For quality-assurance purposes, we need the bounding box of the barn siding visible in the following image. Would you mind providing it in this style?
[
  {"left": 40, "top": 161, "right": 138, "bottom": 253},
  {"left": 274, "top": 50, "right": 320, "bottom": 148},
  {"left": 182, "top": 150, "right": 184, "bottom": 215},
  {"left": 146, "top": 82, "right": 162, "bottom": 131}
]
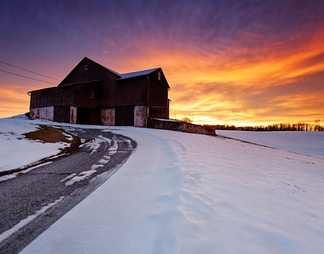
[
  {"left": 149, "top": 106, "right": 169, "bottom": 119},
  {"left": 115, "top": 78, "right": 148, "bottom": 107},
  {"left": 30, "top": 87, "right": 74, "bottom": 108},
  {"left": 147, "top": 71, "right": 168, "bottom": 108},
  {"left": 101, "top": 81, "right": 117, "bottom": 108},
  {"left": 54, "top": 106, "right": 71, "bottom": 123},
  {"left": 59, "top": 58, "right": 119, "bottom": 86},
  {"left": 29, "top": 57, "right": 170, "bottom": 126},
  {"left": 72, "top": 81, "right": 102, "bottom": 108}
]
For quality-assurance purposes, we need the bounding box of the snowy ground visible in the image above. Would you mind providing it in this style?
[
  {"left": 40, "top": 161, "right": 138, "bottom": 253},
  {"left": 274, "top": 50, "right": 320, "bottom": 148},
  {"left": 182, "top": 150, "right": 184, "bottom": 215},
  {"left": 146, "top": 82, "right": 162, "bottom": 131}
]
[
  {"left": 1, "top": 116, "right": 324, "bottom": 253},
  {"left": 0, "top": 115, "right": 71, "bottom": 173},
  {"left": 217, "top": 130, "right": 324, "bottom": 159}
]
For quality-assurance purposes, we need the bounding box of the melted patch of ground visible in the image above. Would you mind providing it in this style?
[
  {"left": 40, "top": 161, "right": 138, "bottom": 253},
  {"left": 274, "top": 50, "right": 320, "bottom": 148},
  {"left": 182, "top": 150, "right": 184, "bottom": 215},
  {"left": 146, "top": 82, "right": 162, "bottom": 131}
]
[
  {"left": 0, "top": 126, "right": 81, "bottom": 177},
  {"left": 24, "top": 125, "right": 69, "bottom": 143},
  {"left": 24, "top": 125, "right": 81, "bottom": 152}
]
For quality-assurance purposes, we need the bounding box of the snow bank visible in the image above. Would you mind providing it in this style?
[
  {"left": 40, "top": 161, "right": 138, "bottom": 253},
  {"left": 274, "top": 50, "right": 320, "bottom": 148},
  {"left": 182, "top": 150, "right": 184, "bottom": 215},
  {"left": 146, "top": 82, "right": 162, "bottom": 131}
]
[
  {"left": 0, "top": 115, "right": 69, "bottom": 173},
  {"left": 21, "top": 127, "right": 324, "bottom": 254}
]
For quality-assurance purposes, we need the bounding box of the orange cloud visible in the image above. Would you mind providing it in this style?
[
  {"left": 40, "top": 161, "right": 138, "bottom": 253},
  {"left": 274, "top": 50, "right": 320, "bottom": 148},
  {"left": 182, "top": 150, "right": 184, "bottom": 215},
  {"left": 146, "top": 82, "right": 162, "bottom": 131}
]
[
  {"left": 0, "top": 85, "right": 31, "bottom": 117},
  {"left": 2, "top": 26, "right": 323, "bottom": 125},
  {"left": 120, "top": 28, "right": 324, "bottom": 125}
]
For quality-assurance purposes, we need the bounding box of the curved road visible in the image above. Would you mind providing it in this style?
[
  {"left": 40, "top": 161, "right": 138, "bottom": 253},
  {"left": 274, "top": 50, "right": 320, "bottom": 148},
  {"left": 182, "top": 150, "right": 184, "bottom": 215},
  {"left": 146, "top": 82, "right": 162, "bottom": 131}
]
[{"left": 0, "top": 128, "right": 136, "bottom": 254}]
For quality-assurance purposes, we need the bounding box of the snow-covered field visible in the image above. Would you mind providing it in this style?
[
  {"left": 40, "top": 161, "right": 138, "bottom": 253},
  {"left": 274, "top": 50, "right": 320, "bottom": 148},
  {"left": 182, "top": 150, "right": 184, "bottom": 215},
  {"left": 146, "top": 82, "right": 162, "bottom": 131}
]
[
  {"left": 0, "top": 115, "right": 70, "bottom": 173},
  {"left": 217, "top": 130, "right": 324, "bottom": 159},
  {"left": 1, "top": 116, "right": 324, "bottom": 253}
]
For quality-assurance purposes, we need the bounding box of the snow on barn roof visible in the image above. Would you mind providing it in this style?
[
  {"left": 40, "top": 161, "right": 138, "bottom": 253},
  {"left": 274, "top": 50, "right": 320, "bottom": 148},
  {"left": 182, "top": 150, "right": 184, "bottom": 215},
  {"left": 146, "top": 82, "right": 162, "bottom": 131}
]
[{"left": 119, "top": 68, "right": 159, "bottom": 80}]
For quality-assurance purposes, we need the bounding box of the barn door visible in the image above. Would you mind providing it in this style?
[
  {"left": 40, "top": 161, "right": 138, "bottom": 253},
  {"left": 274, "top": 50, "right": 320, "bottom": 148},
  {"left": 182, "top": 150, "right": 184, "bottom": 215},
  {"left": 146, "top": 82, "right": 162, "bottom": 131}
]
[
  {"left": 54, "top": 106, "right": 70, "bottom": 123},
  {"left": 115, "top": 106, "right": 134, "bottom": 126},
  {"left": 76, "top": 108, "right": 101, "bottom": 125}
]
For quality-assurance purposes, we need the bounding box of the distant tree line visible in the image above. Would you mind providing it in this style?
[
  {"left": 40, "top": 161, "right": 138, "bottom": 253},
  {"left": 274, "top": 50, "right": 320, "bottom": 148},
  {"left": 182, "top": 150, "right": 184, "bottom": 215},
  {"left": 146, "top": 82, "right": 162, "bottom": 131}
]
[{"left": 207, "top": 120, "right": 324, "bottom": 132}]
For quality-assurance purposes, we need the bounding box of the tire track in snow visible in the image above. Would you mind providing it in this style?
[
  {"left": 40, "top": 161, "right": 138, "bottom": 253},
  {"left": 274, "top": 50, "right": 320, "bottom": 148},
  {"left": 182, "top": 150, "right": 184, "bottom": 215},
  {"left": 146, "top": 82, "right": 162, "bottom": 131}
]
[
  {"left": 0, "top": 129, "right": 136, "bottom": 253},
  {"left": 62, "top": 135, "right": 120, "bottom": 186}
]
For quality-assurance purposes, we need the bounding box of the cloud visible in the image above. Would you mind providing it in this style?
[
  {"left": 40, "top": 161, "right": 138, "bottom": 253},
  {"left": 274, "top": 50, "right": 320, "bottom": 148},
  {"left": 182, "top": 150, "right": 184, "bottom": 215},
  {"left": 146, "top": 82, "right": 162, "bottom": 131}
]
[
  {"left": 0, "top": 85, "right": 30, "bottom": 117},
  {"left": 1, "top": 0, "right": 324, "bottom": 124},
  {"left": 170, "top": 68, "right": 324, "bottom": 125}
]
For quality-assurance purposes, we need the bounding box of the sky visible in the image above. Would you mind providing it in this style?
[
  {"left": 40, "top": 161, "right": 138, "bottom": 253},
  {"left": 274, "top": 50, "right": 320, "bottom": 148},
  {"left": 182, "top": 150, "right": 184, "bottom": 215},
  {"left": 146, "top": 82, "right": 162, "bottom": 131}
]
[{"left": 0, "top": 0, "right": 324, "bottom": 126}]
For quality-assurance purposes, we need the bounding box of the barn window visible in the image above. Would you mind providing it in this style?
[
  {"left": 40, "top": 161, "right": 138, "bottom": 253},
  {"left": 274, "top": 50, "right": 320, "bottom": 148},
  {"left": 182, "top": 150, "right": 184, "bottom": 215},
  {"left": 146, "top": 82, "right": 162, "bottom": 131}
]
[
  {"left": 84, "top": 64, "right": 88, "bottom": 71},
  {"left": 89, "top": 90, "right": 94, "bottom": 99},
  {"left": 158, "top": 71, "right": 161, "bottom": 81}
]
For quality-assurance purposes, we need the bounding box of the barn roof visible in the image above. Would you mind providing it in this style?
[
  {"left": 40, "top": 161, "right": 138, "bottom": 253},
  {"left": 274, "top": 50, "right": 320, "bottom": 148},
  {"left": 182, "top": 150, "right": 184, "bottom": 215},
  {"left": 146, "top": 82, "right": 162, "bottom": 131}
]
[{"left": 119, "top": 68, "right": 160, "bottom": 80}]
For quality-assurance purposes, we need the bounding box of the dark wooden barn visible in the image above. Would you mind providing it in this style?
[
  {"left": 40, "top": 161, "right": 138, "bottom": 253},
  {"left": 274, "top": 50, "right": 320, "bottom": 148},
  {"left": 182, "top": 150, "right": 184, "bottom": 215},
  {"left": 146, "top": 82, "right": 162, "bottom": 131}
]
[{"left": 28, "top": 57, "right": 170, "bottom": 127}]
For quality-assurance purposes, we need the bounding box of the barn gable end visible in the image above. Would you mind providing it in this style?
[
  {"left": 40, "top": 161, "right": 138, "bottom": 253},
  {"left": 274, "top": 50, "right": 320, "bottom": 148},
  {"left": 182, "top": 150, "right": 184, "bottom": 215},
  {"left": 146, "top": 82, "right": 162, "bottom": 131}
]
[{"left": 59, "top": 57, "right": 120, "bottom": 86}]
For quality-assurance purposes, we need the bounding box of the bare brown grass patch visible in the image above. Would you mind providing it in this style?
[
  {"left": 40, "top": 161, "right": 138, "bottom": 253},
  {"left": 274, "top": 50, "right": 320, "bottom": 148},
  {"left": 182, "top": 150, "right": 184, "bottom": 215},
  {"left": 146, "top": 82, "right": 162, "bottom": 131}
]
[
  {"left": 24, "top": 125, "right": 69, "bottom": 143},
  {"left": 24, "top": 125, "right": 81, "bottom": 153}
]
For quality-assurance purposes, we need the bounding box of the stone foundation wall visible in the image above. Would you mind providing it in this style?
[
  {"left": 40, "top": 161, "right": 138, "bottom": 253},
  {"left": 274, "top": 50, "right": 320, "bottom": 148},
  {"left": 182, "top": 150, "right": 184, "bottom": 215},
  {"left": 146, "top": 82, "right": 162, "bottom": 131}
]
[
  {"left": 101, "top": 108, "right": 115, "bottom": 126},
  {"left": 134, "top": 106, "right": 148, "bottom": 127},
  {"left": 29, "top": 106, "right": 54, "bottom": 121},
  {"left": 147, "top": 119, "right": 216, "bottom": 136}
]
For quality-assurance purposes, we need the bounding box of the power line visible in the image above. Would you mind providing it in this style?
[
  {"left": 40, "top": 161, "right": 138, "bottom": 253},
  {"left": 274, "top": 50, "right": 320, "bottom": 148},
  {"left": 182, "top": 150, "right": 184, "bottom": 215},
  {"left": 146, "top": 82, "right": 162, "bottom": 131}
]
[
  {"left": 0, "top": 69, "right": 57, "bottom": 85},
  {"left": 0, "top": 60, "right": 60, "bottom": 81}
]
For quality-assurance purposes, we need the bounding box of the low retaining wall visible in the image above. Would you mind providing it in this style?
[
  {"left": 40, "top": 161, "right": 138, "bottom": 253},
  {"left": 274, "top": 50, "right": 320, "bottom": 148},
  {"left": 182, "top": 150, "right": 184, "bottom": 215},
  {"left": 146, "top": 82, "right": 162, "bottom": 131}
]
[{"left": 147, "top": 119, "right": 216, "bottom": 136}]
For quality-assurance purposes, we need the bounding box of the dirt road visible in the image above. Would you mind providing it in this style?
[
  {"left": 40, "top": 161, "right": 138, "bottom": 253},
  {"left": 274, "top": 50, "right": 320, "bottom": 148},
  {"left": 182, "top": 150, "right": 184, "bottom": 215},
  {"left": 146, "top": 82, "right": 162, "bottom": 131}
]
[{"left": 0, "top": 128, "right": 136, "bottom": 254}]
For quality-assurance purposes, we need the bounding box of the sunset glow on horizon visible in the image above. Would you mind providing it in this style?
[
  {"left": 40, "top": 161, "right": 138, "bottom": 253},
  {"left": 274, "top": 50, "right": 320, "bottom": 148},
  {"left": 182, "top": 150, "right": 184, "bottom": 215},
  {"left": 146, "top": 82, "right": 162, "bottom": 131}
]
[{"left": 1, "top": 0, "right": 324, "bottom": 126}]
